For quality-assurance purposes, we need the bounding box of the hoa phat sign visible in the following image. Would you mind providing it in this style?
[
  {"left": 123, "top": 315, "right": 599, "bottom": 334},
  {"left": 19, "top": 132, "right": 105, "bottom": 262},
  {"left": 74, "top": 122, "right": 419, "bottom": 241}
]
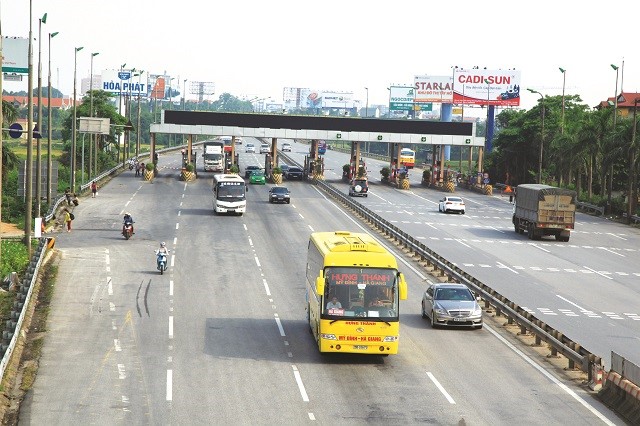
[
  {"left": 101, "top": 69, "right": 148, "bottom": 96},
  {"left": 453, "top": 69, "right": 521, "bottom": 107}
]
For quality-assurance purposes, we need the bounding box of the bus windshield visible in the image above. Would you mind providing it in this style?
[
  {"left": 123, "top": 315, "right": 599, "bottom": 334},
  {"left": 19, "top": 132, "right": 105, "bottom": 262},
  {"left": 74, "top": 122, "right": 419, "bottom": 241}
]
[
  {"left": 322, "top": 267, "right": 399, "bottom": 319},
  {"left": 216, "top": 182, "right": 245, "bottom": 201}
]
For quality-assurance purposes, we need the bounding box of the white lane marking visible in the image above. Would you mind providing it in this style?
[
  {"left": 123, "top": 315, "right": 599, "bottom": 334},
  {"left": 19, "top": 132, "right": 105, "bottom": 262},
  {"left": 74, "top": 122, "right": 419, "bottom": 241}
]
[
  {"left": 248, "top": 237, "right": 254, "bottom": 247},
  {"left": 530, "top": 244, "right": 550, "bottom": 253},
  {"left": 118, "top": 364, "right": 126, "bottom": 379},
  {"left": 178, "top": 211, "right": 181, "bottom": 217},
  {"left": 263, "top": 279, "right": 271, "bottom": 296},
  {"left": 556, "top": 295, "right": 588, "bottom": 312},
  {"left": 107, "top": 277, "right": 113, "bottom": 296},
  {"left": 169, "top": 280, "right": 174, "bottom": 296},
  {"left": 292, "top": 365, "right": 309, "bottom": 402},
  {"left": 166, "top": 370, "right": 173, "bottom": 401},
  {"left": 243, "top": 224, "right": 248, "bottom": 230},
  {"left": 125, "top": 200, "right": 131, "bottom": 207},
  {"left": 299, "top": 213, "right": 305, "bottom": 219},
  {"left": 114, "top": 339, "right": 121, "bottom": 352},
  {"left": 597, "top": 247, "right": 624, "bottom": 257},
  {"left": 488, "top": 226, "right": 504, "bottom": 234},
  {"left": 105, "top": 254, "right": 110, "bottom": 265},
  {"left": 112, "top": 320, "right": 117, "bottom": 330},
  {"left": 173, "top": 237, "right": 177, "bottom": 245},
  {"left": 171, "top": 255, "right": 175, "bottom": 267},
  {"left": 308, "top": 413, "right": 316, "bottom": 421},
  {"left": 426, "top": 372, "right": 455, "bottom": 404},
  {"left": 606, "top": 232, "right": 626, "bottom": 240},
  {"left": 455, "top": 239, "right": 472, "bottom": 248},
  {"left": 274, "top": 314, "right": 286, "bottom": 336},
  {"left": 109, "top": 302, "right": 115, "bottom": 312},
  {"left": 255, "top": 256, "right": 261, "bottom": 267},
  {"left": 485, "top": 324, "right": 616, "bottom": 425},
  {"left": 496, "top": 262, "right": 519, "bottom": 274},
  {"left": 169, "top": 316, "right": 174, "bottom": 339},
  {"left": 308, "top": 225, "right": 314, "bottom": 232},
  {"left": 175, "top": 222, "right": 179, "bottom": 230},
  {"left": 583, "top": 266, "right": 613, "bottom": 280}
]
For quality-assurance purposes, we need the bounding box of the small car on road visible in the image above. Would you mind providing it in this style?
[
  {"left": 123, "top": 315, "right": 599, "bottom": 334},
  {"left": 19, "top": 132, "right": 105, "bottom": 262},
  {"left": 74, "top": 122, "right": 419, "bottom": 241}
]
[
  {"left": 438, "top": 196, "right": 465, "bottom": 214},
  {"left": 282, "top": 143, "right": 292, "bottom": 152},
  {"left": 348, "top": 178, "right": 369, "bottom": 197},
  {"left": 244, "top": 165, "right": 261, "bottom": 178},
  {"left": 245, "top": 143, "right": 255, "bottom": 153},
  {"left": 285, "top": 167, "right": 303, "bottom": 180},
  {"left": 260, "top": 143, "right": 270, "bottom": 154},
  {"left": 249, "top": 169, "right": 266, "bottom": 185},
  {"left": 421, "top": 283, "right": 482, "bottom": 329},
  {"left": 268, "top": 186, "right": 290, "bottom": 203}
]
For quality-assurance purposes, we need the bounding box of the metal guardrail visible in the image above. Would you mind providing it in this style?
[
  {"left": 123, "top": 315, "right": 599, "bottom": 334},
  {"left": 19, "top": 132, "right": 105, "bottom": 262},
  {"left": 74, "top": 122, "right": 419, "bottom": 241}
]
[{"left": 576, "top": 201, "right": 605, "bottom": 216}]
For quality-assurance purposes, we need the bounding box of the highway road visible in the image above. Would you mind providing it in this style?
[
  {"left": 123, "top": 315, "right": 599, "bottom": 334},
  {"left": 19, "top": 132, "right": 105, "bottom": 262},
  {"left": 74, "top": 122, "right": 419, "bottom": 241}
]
[
  {"left": 20, "top": 145, "right": 625, "bottom": 424},
  {"left": 281, "top": 138, "right": 640, "bottom": 370}
]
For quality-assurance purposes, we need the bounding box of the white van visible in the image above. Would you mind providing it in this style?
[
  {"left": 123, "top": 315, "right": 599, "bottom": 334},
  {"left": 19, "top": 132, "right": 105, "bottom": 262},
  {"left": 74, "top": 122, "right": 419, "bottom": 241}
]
[{"left": 260, "top": 143, "right": 270, "bottom": 154}]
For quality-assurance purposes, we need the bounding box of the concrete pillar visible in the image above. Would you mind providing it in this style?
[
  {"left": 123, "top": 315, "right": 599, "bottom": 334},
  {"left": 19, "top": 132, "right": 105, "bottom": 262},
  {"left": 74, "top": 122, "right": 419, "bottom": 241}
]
[{"left": 442, "top": 103, "right": 452, "bottom": 161}]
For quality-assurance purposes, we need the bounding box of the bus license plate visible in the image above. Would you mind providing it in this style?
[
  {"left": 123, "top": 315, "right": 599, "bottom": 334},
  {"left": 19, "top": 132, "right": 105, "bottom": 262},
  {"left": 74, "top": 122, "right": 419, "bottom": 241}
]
[{"left": 353, "top": 345, "right": 368, "bottom": 350}]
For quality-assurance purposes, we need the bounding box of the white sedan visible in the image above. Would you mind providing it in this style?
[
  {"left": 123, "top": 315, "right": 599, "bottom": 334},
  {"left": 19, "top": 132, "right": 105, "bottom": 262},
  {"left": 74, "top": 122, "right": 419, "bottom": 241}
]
[{"left": 438, "top": 196, "right": 465, "bottom": 214}]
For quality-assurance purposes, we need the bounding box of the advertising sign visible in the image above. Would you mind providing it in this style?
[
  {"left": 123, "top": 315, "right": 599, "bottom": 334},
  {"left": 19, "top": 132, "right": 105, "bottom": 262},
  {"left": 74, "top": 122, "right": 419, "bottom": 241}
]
[
  {"left": 321, "top": 91, "right": 354, "bottom": 109},
  {"left": 2, "top": 37, "right": 28, "bottom": 74},
  {"left": 389, "top": 86, "right": 414, "bottom": 111},
  {"left": 453, "top": 69, "right": 521, "bottom": 107},
  {"left": 414, "top": 75, "right": 453, "bottom": 104},
  {"left": 101, "top": 69, "right": 148, "bottom": 96},
  {"left": 149, "top": 74, "right": 174, "bottom": 100}
]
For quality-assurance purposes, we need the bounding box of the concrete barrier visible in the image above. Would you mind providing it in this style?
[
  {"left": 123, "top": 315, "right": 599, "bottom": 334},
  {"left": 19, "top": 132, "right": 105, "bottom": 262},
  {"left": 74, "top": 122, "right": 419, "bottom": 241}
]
[{"left": 598, "top": 371, "right": 640, "bottom": 423}]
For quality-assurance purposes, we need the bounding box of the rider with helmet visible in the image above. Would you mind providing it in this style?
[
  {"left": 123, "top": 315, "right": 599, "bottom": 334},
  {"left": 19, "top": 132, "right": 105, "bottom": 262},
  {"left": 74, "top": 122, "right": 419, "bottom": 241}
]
[
  {"left": 122, "top": 212, "right": 134, "bottom": 235},
  {"left": 156, "top": 241, "right": 169, "bottom": 255}
]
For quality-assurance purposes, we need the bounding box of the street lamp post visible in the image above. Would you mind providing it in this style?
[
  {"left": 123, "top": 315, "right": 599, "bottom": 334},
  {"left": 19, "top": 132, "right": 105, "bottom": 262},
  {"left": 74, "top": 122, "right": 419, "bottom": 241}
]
[
  {"left": 527, "top": 88, "right": 545, "bottom": 184},
  {"left": 364, "top": 87, "right": 369, "bottom": 118},
  {"left": 46, "top": 31, "right": 59, "bottom": 204},
  {"left": 71, "top": 46, "right": 84, "bottom": 192},
  {"left": 89, "top": 52, "right": 99, "bottom": 179},
  {"left": 183, "top": 79, "right": 187, "bottom": 110},
  {"left": 609, "top": 64, "right": 620, "bottom": 211},
  {"left": 135, "top": 71, "right": 144, "bottom": 157},
  {"left": 559, "top": 67, "right": 566, "bottom": 134},
  {"left": 36, "top": 13, "right": 47, "bottom": 218},
  {"left": 25, "top": 0, "right": 35, "bottom": 249}
]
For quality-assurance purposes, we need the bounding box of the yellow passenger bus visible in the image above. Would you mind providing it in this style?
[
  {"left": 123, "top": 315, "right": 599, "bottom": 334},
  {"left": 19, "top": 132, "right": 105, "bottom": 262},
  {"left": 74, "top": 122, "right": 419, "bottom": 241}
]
[
  {"left": 306, "top": 231, "right": 408, "bottom": 355},
  {"left": 399, "top": 148, "right": 416, "bottom": 169}
]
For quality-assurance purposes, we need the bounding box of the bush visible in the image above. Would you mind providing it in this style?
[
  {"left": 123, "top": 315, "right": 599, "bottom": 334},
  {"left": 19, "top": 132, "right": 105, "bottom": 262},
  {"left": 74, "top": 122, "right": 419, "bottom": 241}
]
[
  {"left": 342, "top": 164, "right": 350, "bottom": 174},
  {"left": 185, "top": 163, "right": 195, "bottom": 172},
  {"left": 272, "top": 166, "right": 282, "bottom": 174},
  {"left": 229, "top": 164, "right": 240, "bottom": 174},
  {"left": 380, "top": 167, "right": 390, "bottom": 180},
  {"left": 145, "top": 162, "right": 155, "bottom": 171}
]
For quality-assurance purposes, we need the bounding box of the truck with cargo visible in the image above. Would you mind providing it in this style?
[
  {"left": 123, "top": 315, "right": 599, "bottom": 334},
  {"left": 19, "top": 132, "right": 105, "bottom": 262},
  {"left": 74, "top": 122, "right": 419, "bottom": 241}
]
[
  {"left": 512, "top": 184, "right": 576, "bottom": 242},
  {"left": 202, "top": 140, "right": 225, "bottom": 172}
]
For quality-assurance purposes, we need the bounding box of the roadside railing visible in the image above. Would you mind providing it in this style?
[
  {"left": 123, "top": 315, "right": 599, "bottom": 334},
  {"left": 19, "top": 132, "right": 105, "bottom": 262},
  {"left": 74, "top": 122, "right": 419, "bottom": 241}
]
[{"left": 576, "top": 201, "right": 605, "bottom": 216}]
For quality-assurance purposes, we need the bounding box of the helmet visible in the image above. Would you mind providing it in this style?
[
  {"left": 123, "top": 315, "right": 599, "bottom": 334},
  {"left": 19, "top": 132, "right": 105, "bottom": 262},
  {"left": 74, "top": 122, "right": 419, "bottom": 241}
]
[
  {"left": 160, "top": 242, "right": 166, "bottom": 247},
  {"left": 124, "top": 212, "right": 130, "bottom": 216}
]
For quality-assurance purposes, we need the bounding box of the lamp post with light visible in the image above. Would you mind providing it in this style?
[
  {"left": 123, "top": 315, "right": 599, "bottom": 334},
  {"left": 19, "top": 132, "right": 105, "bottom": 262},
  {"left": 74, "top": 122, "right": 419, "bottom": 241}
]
[
  {"left": 527, "top": 88, "right": 545, "bottom": 184},
  {"left": 46, "top": 31, "right": 59, "bottom": 204},
  {"left": 71, "top": 46, "right": 84, "bottom": 192},
  {"left": 89, "top": 52, "right": 99, "bottom": 179},
  {"left": 35, "top": 12, "right": 47, "bottom": 218},
  {"left": 364, "top": 87, "right": 369, "bottom": 118},
  {"left": 608, "top": 64, "right": 620, "bottom": 210},
  {"left": 25, "top": 0, "right": 35, "bottom": 249}
]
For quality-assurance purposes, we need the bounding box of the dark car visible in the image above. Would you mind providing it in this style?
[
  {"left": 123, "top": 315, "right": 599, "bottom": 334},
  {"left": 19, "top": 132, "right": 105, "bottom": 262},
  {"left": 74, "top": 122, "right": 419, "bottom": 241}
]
[
  {"left": 285, "top": 167, "right": 303, "bottom": 180},
  {"left": 244, "top": 165, "right": 261, "bottom": 178},
  {"left": 349, "top": 179, "right": 369, "bottom": 197},
  {"left": 268, "top": 186, "right": 290, "bottom": 203},
  {"left": 279, "top": 164, "right": 290, "bottom": 175}
]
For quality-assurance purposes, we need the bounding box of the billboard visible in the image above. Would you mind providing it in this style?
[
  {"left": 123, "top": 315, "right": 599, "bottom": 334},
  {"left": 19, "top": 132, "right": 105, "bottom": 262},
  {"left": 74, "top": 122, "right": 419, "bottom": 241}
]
[
  {"left": 2, "top": 37, "right": 28, "bottom": 74},
  {"left": 101, "top": 69, "right": 148, "bottom": 96},
  {"left": 149, "top": 74, "right": 175, "bottom": 100},
  {"left": 414, "top": 75, "right": 453, "bottom": 103},
  {"left": 284, "top": 88, "right": 356, "bottom": 109},
  {"left": 321, "top": 91, "right": 355, "bottom": 109},
  {"left": 389, "top": 86, "right": 414, "bottom": 111},
  {"left": 453, "top": 69, "right": 521, "bottom": 107}
]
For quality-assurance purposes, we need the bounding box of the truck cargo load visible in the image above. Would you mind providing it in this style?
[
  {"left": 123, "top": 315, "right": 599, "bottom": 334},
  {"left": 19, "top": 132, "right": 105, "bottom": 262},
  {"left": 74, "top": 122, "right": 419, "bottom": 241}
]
[
  {"left": 203, "top": 140, "right": 225, "bottom": 172},
  {"left": 512, "top": 184, "right": 576, "bottom": 242}
]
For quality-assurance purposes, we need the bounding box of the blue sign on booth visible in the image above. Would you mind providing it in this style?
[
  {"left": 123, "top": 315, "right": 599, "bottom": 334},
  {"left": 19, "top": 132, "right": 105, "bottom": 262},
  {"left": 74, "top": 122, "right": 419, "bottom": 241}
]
[{"left": 9, "top": 123, "right": 23, "bottom": 139}]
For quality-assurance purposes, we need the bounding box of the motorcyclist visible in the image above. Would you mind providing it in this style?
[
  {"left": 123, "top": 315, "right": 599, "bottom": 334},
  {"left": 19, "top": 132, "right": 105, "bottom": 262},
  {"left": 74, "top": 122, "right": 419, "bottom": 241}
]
[
  {"left": 156, "top": 241, "right": 170, "bottom": 256},
  {"left": 122, "top": 212, "right": 135, "bottom": 235}
]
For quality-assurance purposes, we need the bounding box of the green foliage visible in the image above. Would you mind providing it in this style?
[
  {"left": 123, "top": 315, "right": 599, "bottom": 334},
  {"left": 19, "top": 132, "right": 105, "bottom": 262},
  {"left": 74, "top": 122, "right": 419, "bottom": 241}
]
[
  {"left": 342, "top": 164, "right": 350, "bottom": 174},
  {"left": 0, "top": 240, "right": 30, "bottom": 278},
  {"left": 145, "top": 162, "right": 155, "bottom": 171},
  {"left": 357, "top": 166, "right": 366, "bottom": 178},
  {"left": 380, "top": 166, "right": 390, "bottom": 179},
  {"left": 229, "top": 164, "right": 240, "bottom": 173},
  {"left": 185, "top": 163, "right": 195, "bottom": 172},
  {"left": 272, "top": 166, "right": 282, "bottom": 174}
]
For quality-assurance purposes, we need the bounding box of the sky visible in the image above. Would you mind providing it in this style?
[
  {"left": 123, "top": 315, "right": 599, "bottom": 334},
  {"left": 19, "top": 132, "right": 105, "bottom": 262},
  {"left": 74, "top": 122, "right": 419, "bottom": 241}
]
[{"left": 2, "top": 0, "right": 640, "bottom": 115}]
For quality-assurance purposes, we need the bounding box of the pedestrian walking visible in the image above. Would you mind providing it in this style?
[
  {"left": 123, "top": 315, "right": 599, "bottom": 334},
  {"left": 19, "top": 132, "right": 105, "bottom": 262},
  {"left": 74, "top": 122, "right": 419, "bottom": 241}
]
[
  {"left": 135, "top": 163, "right": 141, "bottom": 177},
  {"left": 63, "top": 209, "right": 73, "bottom": 232},
  {"left": 91, "top": 181, "right": 98, "bottom": 198},
  {"left": 64, "top": 187, "right": 73, "bottom": 205}
]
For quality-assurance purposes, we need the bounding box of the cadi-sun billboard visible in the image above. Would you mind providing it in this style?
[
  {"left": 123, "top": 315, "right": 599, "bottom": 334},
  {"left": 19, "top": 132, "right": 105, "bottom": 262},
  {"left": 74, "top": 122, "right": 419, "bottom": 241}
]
[{"left": 453, "top": 69, "right": 521, "bottom": 107}]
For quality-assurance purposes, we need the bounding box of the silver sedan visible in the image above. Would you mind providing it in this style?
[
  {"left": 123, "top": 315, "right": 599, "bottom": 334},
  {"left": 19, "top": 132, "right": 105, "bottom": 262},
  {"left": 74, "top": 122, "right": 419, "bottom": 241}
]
[{"left": 421, "top": 283, "right": 482, "bottom": 329}]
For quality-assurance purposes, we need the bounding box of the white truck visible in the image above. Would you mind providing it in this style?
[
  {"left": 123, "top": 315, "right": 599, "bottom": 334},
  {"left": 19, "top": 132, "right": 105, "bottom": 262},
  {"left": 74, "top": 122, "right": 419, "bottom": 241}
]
[
  {"left": 512, "top": 184, "right": 576, "bottom": 242},
  {"left": 203, "top": 140, "right": 225, "bottom": 172}
]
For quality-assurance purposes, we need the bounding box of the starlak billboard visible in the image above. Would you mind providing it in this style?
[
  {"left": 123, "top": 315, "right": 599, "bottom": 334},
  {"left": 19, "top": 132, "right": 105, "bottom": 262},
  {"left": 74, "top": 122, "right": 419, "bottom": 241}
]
[
  {"left": 414, "top": 76, "right": 453, "bottom": 103},
  {"left": 453, "top": 69, "right": 521, "bottom": 107}
]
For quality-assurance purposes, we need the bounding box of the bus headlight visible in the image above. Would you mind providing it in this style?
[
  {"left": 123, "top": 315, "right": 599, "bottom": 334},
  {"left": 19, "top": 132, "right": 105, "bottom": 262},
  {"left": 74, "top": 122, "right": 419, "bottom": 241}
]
[
  {"left": 321, "top": 334, "right": 337, "bottom": 340},
  {"left": 383, "top": 336, "right": 398, "bottom": 342}
]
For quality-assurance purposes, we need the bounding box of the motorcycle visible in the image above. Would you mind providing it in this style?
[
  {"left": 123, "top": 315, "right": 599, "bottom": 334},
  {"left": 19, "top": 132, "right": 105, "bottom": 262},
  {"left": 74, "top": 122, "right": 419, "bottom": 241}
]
[
  {"left": 122, "top": 221, "right": 134, "bottom": 240},
  {"left": 156, "top": 251, "right": 168, "bottom": 275},
  {"left": 128, "top": 158, "right": 138, "bottom": 171}
]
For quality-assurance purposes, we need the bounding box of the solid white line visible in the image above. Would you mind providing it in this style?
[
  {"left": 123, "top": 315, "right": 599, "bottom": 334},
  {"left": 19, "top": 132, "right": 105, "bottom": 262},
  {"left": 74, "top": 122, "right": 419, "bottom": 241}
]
[
  {"left": 583, "top": 266, "right": 613, "bottom": 280},
  {"left": 597, "top": 247, "right": 624, "bottom": 257},
  {"left": 426, "top": 372, "right": 455, "bottom": 404},
  {"left": 496, "top": 262, "right": 519, "bottom": 274},
  {"left": 169, "top": 280, "right": 174, "bottom": 296},
  {"left": 263, "top": 279, "right": 271, "bottom": 296},
  {"left": 166, "top": 370, "right": 173, "bottom": 401},
  {"left": 169, "top": 316, "right": 174, "bottom": 339},
  {"left": 556, "top": 295, "right": 588, "bottom": 311},
  {"left": 292, "top": 365, "right": 309, "bottom": 402},
  {"left": 274, "top": 314, "right": 286, "bottom": 336},
  {"left": 484, "top": 324, "right": 615, "bottom": 425}
]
